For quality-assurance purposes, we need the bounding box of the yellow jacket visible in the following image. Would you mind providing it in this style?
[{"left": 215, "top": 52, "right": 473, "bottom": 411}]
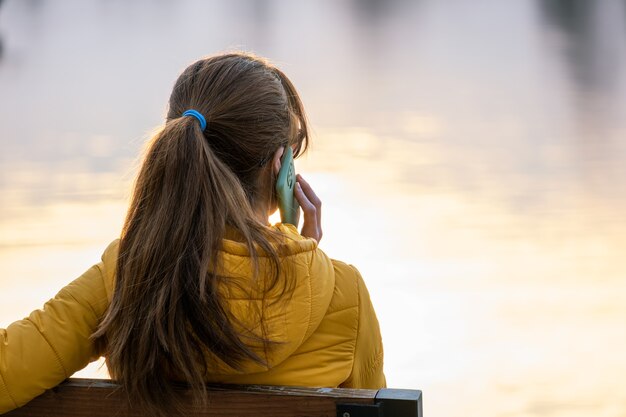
[{"left": 0, "top": 224, "right": 385, "bottom": 413}]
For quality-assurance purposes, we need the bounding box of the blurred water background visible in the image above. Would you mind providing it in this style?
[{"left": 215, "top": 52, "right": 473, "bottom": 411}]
[{"left": 1, "top": 1, "right": 625, "bottom": 416}]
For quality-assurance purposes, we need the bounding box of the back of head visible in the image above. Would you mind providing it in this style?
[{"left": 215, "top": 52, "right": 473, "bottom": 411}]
[
  {"left": 93, "top": 53, "right": 309, "bottom": 416},
  {"left": 167, "top": 53, "right": 308, "bottom": 196}
]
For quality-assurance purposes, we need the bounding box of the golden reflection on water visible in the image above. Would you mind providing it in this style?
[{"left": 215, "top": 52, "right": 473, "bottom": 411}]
[{"left": 303, "top": 130, "right": 626, "bottom": 417}]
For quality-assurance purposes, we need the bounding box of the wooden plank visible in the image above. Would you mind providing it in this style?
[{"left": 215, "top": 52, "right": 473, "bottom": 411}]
[{"left": 6, "top": 379, "right": 378, "bottom": 417}]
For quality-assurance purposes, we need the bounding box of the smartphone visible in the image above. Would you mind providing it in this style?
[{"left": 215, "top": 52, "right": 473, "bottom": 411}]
[{"left": 275, "top": 147, "right": 300, "bottom": 226}]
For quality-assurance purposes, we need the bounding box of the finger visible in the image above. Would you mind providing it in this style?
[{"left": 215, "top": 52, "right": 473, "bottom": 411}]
[
  {"left": 295, "top": 178, "right": 322, "bottom": 242},
  {"left": 296, "top": 175, "right": 321, "bottom": 209},
  {"left": 296, "top": 174, "right": 322, "bottom": 237},
  {"left": 297, "top": 175, "right": 322, "bottom": 229},
  {"left": 294, "top": 182, "right": 316, "bottom": 218},
  {"left": 294, "top": 183, "right": 320, "bottom": 240}
]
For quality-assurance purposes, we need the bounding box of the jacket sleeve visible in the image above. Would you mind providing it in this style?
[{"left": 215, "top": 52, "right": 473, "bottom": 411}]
[
  {"left": 340, "top": 267, "right": 386, "bottom": 389},
  {"left": 0, "top": 254, "right": 111, "bottom": 414}
]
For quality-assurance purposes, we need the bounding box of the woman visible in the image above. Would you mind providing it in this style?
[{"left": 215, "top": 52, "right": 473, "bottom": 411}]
[{"left": 0, "top": 53, "right": 385, "bottom": 416}]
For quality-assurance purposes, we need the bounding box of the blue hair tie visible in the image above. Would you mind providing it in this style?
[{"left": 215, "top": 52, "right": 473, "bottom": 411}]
[{"left": 182, "top": 109, "right": 207, "bottom": 131}]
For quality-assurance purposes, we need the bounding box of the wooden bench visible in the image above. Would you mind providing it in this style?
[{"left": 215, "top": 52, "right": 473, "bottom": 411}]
[{"left": 6, "top": 378, "right": 422, "bottom": 417}]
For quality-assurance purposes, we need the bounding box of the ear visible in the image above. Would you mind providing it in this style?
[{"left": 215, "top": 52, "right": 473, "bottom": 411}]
[{"left": 272, "top": 146, "right": 285, "bottom": 177}]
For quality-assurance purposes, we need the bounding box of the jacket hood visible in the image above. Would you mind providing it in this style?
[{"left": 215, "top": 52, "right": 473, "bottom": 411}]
[{"left": 100, "top": 223, "right": 336, "bottom": 376}]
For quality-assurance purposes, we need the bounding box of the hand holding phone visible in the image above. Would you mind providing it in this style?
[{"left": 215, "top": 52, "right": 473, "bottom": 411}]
[
  {"left": 275, "top": 148, "right": 323, "bottom": 241},
  {"left": 293, "top": 174, "right": 323, "bottom": 242}
]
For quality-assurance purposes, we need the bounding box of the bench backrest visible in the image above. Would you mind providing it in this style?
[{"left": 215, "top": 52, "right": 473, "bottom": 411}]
[{"left": 6, "top": 378, "right": 422, "bottom": 417}]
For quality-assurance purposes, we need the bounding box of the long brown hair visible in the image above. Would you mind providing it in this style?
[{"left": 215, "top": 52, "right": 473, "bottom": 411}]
[{"left": 93, "top": 53, "right": 309, "bottom": 415}]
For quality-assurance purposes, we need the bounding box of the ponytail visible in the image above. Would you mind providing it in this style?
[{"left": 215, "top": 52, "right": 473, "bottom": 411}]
[{"left": 94, "top": 116, "right": 282, "bottom": 416}]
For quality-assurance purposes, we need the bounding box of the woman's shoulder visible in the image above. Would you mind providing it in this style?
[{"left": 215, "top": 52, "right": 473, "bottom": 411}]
[
  {"left": 326, "top": 259, "right": 365, "bottom": 311},
  {"left": 329, "top": 256, "right": 364, "bottom": 284}
]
